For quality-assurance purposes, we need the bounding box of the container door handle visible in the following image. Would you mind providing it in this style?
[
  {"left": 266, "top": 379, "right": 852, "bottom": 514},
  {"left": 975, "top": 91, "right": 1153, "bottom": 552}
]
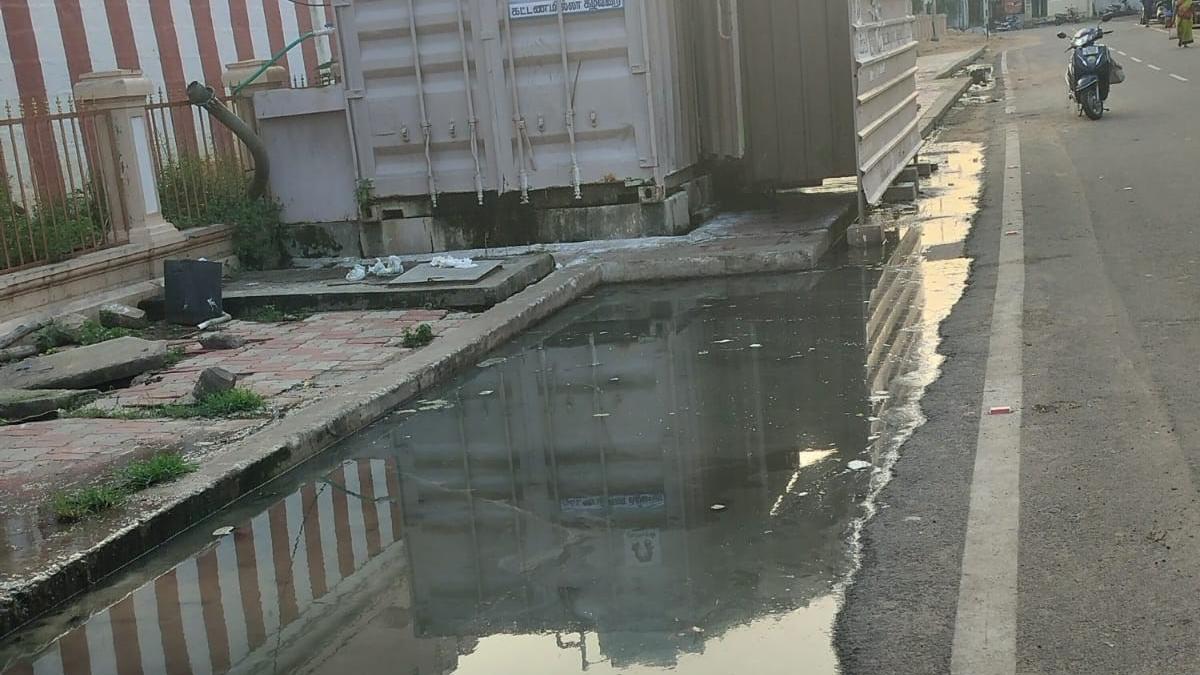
[{"left": 717, "top": 0, "right": 734, "bottom": 40}]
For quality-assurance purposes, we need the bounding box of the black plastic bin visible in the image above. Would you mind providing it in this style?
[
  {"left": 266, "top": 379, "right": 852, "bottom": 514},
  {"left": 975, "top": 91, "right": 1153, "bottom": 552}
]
[{"left": 164, "top": 259, "right": 223, "bottom": 326}]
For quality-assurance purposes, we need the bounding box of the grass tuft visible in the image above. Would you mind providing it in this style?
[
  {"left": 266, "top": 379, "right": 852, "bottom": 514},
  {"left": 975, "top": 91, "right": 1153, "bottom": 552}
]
[
  {"left": 119, "top": 452, "right": 198, "bottom": 491},
  {"left": 401, "top": 324, "right": 435, "bottom": 349},
  {"left": 68, "top": 388, "right": 266, "bottom": 420},
  {"left": 52, "top": 485, "right": 126, "bottom": 522},
  {"left": 52, "top": 452, "right": 198, "bottom": 522}
]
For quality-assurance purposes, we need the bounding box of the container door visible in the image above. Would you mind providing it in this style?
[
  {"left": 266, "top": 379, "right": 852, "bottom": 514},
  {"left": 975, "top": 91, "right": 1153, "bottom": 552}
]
[
  {"left": 849, "top": 0, "right": 921, "bottom": 206},
  {"left": 338, "top": 0, "right": 505, "bottom": 205},
  {"left": 693, "top": 0, "right": 745, "bottom": 161}
]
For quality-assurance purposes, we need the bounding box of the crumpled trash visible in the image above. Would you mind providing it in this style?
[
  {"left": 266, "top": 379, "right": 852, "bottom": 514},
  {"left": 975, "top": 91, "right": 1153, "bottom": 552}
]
[
  {"left": 212, "top": 526, "right": 234, "bottom": 537},
  {"left": 431, "top": 255, "right": 478, "bottom": 269},
  {"left": 369, "top": 255, "right": 405, "bottom": 277},
  {"left": 847, "top": 460, "right": 873, "bottom": 471},
  {"left": 345, "top": 265, "right": 367, "bottom": 282}
]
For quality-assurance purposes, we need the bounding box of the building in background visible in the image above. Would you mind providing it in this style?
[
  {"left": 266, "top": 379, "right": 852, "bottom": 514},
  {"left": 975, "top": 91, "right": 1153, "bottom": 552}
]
[{"left": 0, "top": 0, "right": 339, "bottom": 107}]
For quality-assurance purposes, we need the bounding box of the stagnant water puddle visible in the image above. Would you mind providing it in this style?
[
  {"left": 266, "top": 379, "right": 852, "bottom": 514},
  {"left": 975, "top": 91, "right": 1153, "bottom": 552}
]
[{"left": 0, "top": 142, "right": 983, "bottom": 675}]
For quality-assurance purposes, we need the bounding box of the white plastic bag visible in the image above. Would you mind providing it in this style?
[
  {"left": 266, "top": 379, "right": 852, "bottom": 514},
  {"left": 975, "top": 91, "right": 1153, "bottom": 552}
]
[{"left": 345, "top": 265, "right": 367, "bottom": 282}]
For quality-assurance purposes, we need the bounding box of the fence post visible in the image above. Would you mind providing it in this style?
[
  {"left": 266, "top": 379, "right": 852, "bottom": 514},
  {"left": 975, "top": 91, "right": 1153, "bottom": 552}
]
[
  {"left": 222, "top": 60, "right": 289, "bottom": 135},
  {"left": 73, "top": 70, "right": 182, "bottom": 247}
]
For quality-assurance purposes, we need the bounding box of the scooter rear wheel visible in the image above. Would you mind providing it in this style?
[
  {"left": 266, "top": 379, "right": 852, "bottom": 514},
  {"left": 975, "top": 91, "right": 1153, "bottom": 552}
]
[{"left": 1083, "top": 86, "right": 1104, "bottom": 120}]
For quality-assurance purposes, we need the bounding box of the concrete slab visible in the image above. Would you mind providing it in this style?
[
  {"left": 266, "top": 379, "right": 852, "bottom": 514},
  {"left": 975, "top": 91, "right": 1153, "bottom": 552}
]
[
  {"left": 0, "top": 337, "right": 169, "bottom": 390},
  {"left": 0, "top": 388, "right": 99, "bottom": 420},
  {"left": 391, "top": 260, "right": 503, "bottom": 285},
  {"left": 221, "top": 253, "right": 556, "bottom": 315}
]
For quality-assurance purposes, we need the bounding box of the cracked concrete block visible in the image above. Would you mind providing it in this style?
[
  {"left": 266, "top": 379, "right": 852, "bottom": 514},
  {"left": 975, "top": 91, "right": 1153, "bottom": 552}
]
[
  {"left": 193, "top": 367, "right": 237, "bottom": 400},
  {"left": 0, "top": 388, "right": 99, "bottom": 420},
  {"left": 0, "top": 337, "right": 169, "bottom": 390},
  {"left": 99, "top": 304, "right": 149, "bottom": 330}
]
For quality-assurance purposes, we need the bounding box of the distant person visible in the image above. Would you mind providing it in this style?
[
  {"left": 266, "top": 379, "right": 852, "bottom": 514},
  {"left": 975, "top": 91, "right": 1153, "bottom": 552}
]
[{"left": 1178, "top": 0, "right": 1194, "bottom": 45}]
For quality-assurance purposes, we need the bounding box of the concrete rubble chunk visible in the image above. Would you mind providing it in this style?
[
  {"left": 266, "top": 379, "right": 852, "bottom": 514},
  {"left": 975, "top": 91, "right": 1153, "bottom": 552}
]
[
  {"left": 99, "top": 303, "right": 148, "bottom": 330},
  {"left": 193, "top": 367, "right": 237, "bottom": 400},
  {"left": 0, "top": 388, "right": 100, "bottom": 421},
  {"left": 198, "top": 333, "right": 247, "bottom": 350},
  {"left": 0, "top": 345, "right": 38, "bottom": 363},
  {"left": 54, "top": 313, "right": 89, "bottom": 338},
  {"left": 0, "top": 337, "right": 169, "bottom": 390}
]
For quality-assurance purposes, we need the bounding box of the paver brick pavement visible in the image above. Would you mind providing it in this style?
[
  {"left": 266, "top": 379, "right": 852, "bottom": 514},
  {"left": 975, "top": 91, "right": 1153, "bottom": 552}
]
[{"left": 0, "top": 309, "right": 469, "bottom": 500}]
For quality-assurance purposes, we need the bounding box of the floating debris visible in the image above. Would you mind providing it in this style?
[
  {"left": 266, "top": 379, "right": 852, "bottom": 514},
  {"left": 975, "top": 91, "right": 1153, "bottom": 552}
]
[
  {"left": 478, "top": 390, "right": 495, "bottom": 397},
  {"left": 710, "top": 503, "right": 727, "bottom": 512},
  {"left": 749, "top": 343, "right": 763, "bottom": 349},
  {"left": 847, "top": 460, "right": 873, "bottom": 471},
  {"left": 477, "top": 357, "right": 508, "bottom": 368},
  {"left": 212, "top": 526, "right": 234, "bottom": 537},
  {"left": 988, "top": 406, "right": 1013, "bottom": 415},
  {"left": 593, "top": 413, "right": 611, "bottom": 418}
]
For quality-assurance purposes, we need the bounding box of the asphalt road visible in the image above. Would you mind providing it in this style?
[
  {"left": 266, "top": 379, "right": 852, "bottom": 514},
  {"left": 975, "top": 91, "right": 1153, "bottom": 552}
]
[{"left": 838, "top": 19, "right": 1200, "bottom": 675}]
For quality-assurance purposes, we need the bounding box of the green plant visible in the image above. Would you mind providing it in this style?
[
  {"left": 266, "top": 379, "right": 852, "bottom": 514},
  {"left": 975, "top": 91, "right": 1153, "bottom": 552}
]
[
  {"left": 1, "top": 184, "right": 107, "bottom": 271},
  {"left": 401, "top": 323, "right": 435, "bottom": 349},
  {"left": 35, "top": 323, "right": 76, "bottom": 352},
  {"left": 71, "top": 388, "right": 266, "bottom": 420},
  {"left": 163, "top": 346, "right": 188, "bottom": 368},
  {"left": 156, "top": 155, "right": 290, "bottom": 270},
  {"left": 119, "top": 452, "right": 197, "bottom": 491},
  {"left": 52, "top": 485, "right": 126, "bottom": 522},
  {"left": 78, "top": 320, "right": 136, "bottom": 346},
  {"left": 355, "top": 178, "right": 375, "bottom": 219}
]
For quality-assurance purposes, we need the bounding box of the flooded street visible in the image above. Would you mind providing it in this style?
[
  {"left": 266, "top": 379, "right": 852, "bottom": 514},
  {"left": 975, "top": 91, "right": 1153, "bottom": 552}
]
[{"left": 0, "top": 143, "right": 981, "bottom": 675}]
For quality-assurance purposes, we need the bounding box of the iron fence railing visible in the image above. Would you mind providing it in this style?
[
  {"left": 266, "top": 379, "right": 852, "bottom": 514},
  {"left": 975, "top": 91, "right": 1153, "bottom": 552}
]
[{"left": 0, "top": 98, "right": 119, "bottom": 273}]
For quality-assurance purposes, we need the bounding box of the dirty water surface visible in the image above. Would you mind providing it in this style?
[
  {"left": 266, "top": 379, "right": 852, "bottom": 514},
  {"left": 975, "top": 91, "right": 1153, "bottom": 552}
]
[{"left": 0, "top": 142, "right": 982, "bottom": 675}]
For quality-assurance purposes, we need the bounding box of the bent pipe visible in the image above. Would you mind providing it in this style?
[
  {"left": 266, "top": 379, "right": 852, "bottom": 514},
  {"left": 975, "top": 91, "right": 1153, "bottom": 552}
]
[{"left": 186, "top": 81, "right": 269, "bottom": 200}]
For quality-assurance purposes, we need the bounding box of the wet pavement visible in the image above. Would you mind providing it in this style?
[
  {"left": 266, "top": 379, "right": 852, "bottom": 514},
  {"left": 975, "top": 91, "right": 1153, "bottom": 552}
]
[{"left": 0, "top": 143, "right": 981, "bottom": 675}]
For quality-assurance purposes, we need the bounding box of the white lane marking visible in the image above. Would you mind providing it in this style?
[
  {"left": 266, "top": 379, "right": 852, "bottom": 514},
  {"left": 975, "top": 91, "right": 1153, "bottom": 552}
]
[
  {"left": 1002, "top": 50, "right": 1015, "bottom": 115},
  {"left": 949, "top": 125, "right": 1025, "bottom": 675},
  {"left": 1117, "top": 49, "right": 1127, "bottom": 55},
  {"left": 1171, "top": 73, "right": 1189, "bottom": 82},
  {"left": 1149, "top": 64, "right": 1163, "bottom": 71},
  {"left": 1131, "top": 56, "right": 1144, "bottom": 62}
]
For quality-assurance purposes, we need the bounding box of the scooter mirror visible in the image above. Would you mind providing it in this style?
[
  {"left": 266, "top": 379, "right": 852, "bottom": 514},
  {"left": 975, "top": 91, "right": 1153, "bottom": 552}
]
[{"left": 1057, "top": 31, "right": 1069, "bottom": 37}]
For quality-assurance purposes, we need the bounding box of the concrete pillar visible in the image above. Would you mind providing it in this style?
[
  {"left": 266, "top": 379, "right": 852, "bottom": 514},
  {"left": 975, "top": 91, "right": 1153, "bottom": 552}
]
[
  {"left": 73, "top": 70, "right": 182, "bottom": 248},
  {"left": 222, "top": 60, "right": 288, "bottom": 135}
]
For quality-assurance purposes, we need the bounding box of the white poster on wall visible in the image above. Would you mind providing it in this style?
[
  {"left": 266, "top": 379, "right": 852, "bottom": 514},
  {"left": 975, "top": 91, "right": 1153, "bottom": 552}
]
[{"left": 509, "top": 0, "right": 624, "bottom": 19}]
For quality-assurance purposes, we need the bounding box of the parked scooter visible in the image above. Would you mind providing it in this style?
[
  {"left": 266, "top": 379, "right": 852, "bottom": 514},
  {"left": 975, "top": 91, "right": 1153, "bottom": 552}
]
[
  {"left": 1055, "top": 7, "right": 1084, "bottom": 24},
  {"left": 1057, "top": 15, "right": 1117, "bottom": 120}
]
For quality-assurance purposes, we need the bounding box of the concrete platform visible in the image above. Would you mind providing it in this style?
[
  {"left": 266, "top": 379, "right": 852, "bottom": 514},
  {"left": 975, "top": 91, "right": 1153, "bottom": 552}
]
[{"left": 220, "top": 253, "right": 557, "bottom": 315}]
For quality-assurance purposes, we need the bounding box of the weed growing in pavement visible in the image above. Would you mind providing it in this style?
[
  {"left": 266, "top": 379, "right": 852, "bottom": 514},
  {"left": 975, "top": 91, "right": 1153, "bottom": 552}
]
[
  {"left": 52, "top": 485, "right": 127, "bottom": 522},
  {"left": 35, "top": 319, "right": 140, "bottom": 353},
  {"left": 119, "top": 452, "right": 198, "bottom": 491},
  {"left": 402, "top": 323, "right": 435, "bottom": 348},
  {"left": 52, "top": 452, "right": 198, "bottom": 522},
  {"left": 163, "top": 346, "right": 188, "bottom": 368},
  {"left": 242, "top": 304, "right": 311, "bottom": 323},
  {"left": 77, "top": 320, "right": 137, "bottom": 346},
  {"left": 68, "top": 388, "right": 266, "bottom": 420}
]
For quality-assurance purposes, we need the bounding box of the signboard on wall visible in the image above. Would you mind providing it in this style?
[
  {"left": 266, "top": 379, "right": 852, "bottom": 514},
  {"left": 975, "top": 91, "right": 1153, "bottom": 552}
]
[{"left": 509, "top": 0, "right": 624, "bottom": 19}]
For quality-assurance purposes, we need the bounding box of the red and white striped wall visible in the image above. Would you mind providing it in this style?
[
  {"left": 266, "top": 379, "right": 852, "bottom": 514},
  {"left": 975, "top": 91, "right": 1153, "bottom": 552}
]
[
  {"left": 0, "top": 0, "right": 339, "bottom": 108},
  {"left": 2, "top": 457, "right": 403, "bottom": 675}
]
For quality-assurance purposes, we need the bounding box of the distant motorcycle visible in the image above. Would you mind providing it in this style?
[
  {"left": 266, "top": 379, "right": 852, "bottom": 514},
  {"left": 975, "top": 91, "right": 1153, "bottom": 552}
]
[
  {"left": 1055, "top": 7, "right": 1084, "bottom": 24},
  {"left": 1057, "top": 15, "right": 1117, "bottom": 120}
]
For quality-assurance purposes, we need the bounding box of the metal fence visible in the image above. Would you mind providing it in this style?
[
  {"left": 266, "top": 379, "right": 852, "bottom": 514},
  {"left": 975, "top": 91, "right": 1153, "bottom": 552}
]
[{"left": 0, "top": 98, "right": 119, "bottom": 272}]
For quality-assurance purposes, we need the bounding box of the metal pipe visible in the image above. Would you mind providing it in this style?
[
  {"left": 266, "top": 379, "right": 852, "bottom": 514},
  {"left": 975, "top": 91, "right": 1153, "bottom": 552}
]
[
  {"left": 230, "top": 27, "right": 335, "bottom": 96},
  {"left": 555, "top": 1, "right": 582, "bottom": 200},
  {"left": 407, "top": 0, "right": 438, "bottom": 208},
  {"left": 454, "top": 0, "right": 485, "bottom": 205},
  {"left": 502, "top": 3, "right": 532, "bottom": 203},
  {"left": 186, "top": 81, "right": 270, "bottom": 200}
]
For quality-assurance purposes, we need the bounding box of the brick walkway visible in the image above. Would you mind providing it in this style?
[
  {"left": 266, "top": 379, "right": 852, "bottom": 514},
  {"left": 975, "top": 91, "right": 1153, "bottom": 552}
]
[{"left": 0, "top": 309, "right": 469, "bottom": 493}]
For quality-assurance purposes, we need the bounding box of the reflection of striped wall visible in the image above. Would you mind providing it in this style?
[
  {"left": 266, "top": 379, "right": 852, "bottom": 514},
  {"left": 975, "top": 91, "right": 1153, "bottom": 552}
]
[
  {"left": 0, "top": 0, "right": 338, "bottom": 107},
  {"left": 2, "top": 458, "right": 401, "bottom": 675}
]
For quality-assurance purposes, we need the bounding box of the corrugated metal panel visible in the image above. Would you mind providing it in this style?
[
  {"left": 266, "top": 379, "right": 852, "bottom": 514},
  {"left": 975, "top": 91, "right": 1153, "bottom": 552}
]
[
  {"left": 692, "top": 0, "right": 744, "bottom": 160},
  {"left": 737, "top": 0, "right": 856, "bottom": 188},
  {"left": 850, "top": 0, "right": 920, "bottom": 205},
  {"left": 338, "top": 0, "right": 703, "bottom": 204}
]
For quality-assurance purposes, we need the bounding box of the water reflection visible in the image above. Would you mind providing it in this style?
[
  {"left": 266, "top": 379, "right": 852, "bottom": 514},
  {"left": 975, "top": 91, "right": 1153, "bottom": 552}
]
[{"left": 0, "top": 142, "right": 982, "bottom": 675}]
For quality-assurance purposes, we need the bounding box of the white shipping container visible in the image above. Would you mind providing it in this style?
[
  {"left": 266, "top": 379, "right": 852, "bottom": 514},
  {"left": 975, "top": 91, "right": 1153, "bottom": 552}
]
[{"left": 335, "top": 0, "right": 735, "bottom": 206}]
